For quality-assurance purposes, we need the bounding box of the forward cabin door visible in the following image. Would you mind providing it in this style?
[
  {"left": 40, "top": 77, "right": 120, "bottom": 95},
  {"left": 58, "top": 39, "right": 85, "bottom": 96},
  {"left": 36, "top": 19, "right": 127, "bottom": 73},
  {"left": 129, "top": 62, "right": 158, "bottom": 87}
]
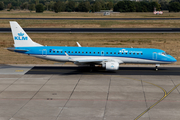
[
  {"left": 153, "top": 52, "right": 157, "bottom": 60},
  {"left": 42, "top": 49, "right": 47, "bottom": 57}
]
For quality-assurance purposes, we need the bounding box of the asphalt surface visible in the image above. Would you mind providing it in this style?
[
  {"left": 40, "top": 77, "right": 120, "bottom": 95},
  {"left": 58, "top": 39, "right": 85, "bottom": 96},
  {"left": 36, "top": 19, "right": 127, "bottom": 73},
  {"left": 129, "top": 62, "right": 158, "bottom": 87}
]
[
  {"left": 1, "top": 28, "right": 180, "bottom": 33},
  {"left": 1, "top": 18, "right": 180, "bottom": 20},
  {"left": 0, "top": 64, "right": 180, "bottom": 120}
]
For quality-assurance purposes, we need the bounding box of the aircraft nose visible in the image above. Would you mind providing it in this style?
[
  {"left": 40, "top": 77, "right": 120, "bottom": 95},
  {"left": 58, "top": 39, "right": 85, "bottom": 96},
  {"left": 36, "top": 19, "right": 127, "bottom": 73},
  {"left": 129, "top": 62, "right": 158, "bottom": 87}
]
[{"left": 171, "top": 56, "right": 177, "bottom": 62}]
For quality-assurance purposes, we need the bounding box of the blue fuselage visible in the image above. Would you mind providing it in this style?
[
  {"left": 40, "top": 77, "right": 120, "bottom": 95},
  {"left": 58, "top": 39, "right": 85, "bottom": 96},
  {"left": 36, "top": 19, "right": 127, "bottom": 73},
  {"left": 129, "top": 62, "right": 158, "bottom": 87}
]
[{"left": 14, "top": 46, "right": 177, "bottom": 64}]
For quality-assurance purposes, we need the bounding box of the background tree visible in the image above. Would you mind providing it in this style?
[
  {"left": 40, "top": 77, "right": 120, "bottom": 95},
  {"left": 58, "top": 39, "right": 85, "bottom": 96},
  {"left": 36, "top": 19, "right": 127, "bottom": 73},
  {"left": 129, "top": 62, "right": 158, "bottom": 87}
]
[
  {"left": 0, "top": 2, "right": 4, "bottom": 10},
  {"left": 169, "top": 2, "right": 180, "bottom": 12},
  {"left": 54, "top": 1, "right": 65, "bottom": 13},
  {"left": 65, "top": 1, "right": 75, "bottom": 12},
  {"left": 11, "top": 0, "right": 20, "bottom": 9},
  {"left": 127, "top": 1, "right": 136, "bottom": 12},
  {"left": 107, "top": 2, "right": 113, "bottom": 10},
  {"left": 48, "top": 1, "right": 55, "bottom": 11},
  {"left": 92, "top": 1, "right": 102, "bottom": 12},
  {"left": 77, "top": 1, "right": 91, "bottom": 12},
  {"left": 99, "top": 0, "right": 106, "bottom": 10},
  {"left": 159, "top": 0, "right": 168, "bottom": 10},
  {"left": 139, "top": 2, "right": 148, "bottom": 12},
  {"left": 114, "top": 1, "right": 126, "bottom": 12},
  {"left": 35, "top": 3, "right": 44, "bottom": 13},
  {"left": 148, "top": 2, "right": 161, "bottom": 11},
  {"left": 171, "top": 0, "right": 180, "bottom": 2},
  {"left": 7, "top": 3, "right": 13, "bottom": 10},
  {"left": 21, "top": 2, "right": 29, "bottom": 10},
  {"left": 36, "top": 0, "right": 39, "bottom": 5},
  {"left": 28, "top": 3, "right": 35, "bottom": 11}
]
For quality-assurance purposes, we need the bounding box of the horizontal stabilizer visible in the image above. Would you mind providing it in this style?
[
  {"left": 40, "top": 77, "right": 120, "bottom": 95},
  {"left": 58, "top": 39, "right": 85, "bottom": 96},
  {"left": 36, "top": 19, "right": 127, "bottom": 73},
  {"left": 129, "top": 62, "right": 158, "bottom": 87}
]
[{"left": 6, "top": 47, "right": 29, "bottom": 52}]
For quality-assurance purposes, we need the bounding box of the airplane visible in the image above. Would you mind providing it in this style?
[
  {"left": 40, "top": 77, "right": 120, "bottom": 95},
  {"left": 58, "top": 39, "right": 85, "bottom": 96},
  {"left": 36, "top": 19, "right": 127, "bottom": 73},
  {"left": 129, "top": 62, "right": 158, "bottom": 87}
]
[{"left": 7, "top": 21, "right": 177, "bottom": 71}]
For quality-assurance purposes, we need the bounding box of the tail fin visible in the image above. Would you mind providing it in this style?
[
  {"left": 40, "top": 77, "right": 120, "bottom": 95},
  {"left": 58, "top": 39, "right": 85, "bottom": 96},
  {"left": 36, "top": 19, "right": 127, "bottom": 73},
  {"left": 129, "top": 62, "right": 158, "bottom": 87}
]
[{"left": 10, "top": 21, "right": 43, "bottom": 47}]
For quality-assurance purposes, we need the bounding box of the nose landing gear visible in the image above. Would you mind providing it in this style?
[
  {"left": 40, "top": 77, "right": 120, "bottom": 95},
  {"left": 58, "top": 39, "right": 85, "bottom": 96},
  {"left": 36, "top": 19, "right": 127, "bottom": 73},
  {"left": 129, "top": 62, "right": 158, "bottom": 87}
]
[{"left": 155, "top": 64, "right": 160, "bottom": 71}]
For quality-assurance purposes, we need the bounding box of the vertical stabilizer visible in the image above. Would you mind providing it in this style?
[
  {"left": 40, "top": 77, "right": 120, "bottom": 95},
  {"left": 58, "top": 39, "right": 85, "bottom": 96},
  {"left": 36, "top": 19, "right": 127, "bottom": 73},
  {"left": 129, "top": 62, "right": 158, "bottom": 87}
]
[{"left": 10, "top": 21, "right": 43, "bottom": 47}]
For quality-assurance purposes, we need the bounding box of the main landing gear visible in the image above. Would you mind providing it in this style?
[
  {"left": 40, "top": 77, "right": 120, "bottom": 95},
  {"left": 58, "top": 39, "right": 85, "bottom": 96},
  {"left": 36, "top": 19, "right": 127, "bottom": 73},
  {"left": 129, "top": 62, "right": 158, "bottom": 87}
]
[
  {"left": 90, "top": 64, "right": 95, "bottom": 72},
  {"left": 155, "top": 64, "right": 160, "bottom": 71}
]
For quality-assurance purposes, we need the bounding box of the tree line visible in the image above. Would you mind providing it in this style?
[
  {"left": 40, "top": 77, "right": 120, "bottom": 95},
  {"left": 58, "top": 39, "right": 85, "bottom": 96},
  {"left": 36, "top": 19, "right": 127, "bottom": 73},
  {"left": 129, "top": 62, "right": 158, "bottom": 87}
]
[{"left": 0, "top": 0, "right": 180, "bottom": 12}]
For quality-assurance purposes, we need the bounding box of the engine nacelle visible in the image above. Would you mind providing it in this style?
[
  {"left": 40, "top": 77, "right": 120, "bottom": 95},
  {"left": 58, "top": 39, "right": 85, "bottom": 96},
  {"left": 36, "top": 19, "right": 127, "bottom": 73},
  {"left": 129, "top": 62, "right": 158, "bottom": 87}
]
[{"left": 105, "top": 62, "right": 119, "bottom": 70}]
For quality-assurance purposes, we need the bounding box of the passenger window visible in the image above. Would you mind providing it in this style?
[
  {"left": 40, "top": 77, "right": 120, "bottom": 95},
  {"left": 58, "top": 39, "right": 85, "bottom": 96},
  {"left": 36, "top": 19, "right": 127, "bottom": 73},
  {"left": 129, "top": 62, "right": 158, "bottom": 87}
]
[
  {"left": 122, "top": 53, "right": 123, "bottom": 54},
  {"left": 137, "top": 53, "right": 139, "bottom": 55},
  {"left": 106, "top": 52, "right": 108, "bottom": 54},
  {"left": 129, "top": 53, "right": 131, "bottom": 55},
  {"left": 98, "top": 52, "right": 100, "bottom": 54},
  {"left": 133, "top": 53, "right": 135, "bottom": 55},
  {"left": 86, "top": 52, "right": 88, "bottom": 54},
  {"left": 110, "top": 52, "right": 112, "bottom": 54},
  {"left": 118, "top": 52, "right": 120, "bottom": 54},
  {"left": 141, "top": 53, "right": 143, "bottom": 55},
  {"left": 126, "top": 53, "right": 127, "bottom": 54},
  {"left": 78, "top": 51, "right": 80, "bottom": 53},
  {"left": 75, "top": 51, "right": 77, "bottom": 53},
  {"left": 72, "top": 51, "right": 73, "bottom": 53},
  {"left": 82, "top": 52, "right": 84, "bottom": 53},
  {"left": 94, "top": 52, "right": 95, "bottom": 54},
  {"left": 114, "top": 52, "right": 116, "bottom": 54},
  {"left": 57, "top": 51, "right": 59, "bottom": 53},
  {"left": 89, "top": 52, "right": 91, "bottom": 54},
  {"left": 61, "top": 51, "right": 62, "bottom": 53}
]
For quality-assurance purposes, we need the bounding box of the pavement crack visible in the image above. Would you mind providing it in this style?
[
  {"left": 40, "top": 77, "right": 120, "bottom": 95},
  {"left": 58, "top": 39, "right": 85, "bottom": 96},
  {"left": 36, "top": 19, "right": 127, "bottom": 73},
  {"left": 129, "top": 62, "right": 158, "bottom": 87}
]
[
  {"left": 10, "top": 75, "right": 53, "bottom": 119},
  {"left": 102, "top": 75, "right": 112, "bottom": 120},
  {"left": 169, "top": 76, "right": 180, "bottom": 94},
  {"left": 141, "top": 79, "right": 150, "bottom": 120},
  {"left": 134, "top": 78, "right": 180, "bottom": 120},
  {"left": 0, "top": 76, "right": 23, "bottom": 94},
  {"left": 55, "top": 75, "right": 82, "bottom": 120}
]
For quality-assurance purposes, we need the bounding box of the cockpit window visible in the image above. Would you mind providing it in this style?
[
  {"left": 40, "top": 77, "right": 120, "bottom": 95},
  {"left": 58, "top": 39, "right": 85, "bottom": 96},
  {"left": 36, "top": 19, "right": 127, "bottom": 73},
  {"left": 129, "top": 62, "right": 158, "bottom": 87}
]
[{"left": 162, "top": 52, "right": 169, "bottom": 55}]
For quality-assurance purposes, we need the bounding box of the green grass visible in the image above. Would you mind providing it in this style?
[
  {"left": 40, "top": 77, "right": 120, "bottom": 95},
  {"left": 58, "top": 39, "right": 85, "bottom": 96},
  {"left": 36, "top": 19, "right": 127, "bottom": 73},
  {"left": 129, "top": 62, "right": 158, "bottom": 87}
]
[
  {"left": 1, "top": 19, "right": 180, "bottom": 28},
  {"left": 1, "top": 11, "right": 180, "bottom": 18}
]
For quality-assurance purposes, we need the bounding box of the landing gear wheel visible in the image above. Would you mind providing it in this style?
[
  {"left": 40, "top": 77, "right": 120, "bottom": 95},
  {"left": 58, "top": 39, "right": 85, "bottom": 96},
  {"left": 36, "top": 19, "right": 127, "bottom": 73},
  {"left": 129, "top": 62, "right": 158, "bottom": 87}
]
[
  {"left": 155, "top": 66, "right": 158, "bottom": 71},
  {"left": 155, "top": 64, "right": 160, "bottom": 71}
]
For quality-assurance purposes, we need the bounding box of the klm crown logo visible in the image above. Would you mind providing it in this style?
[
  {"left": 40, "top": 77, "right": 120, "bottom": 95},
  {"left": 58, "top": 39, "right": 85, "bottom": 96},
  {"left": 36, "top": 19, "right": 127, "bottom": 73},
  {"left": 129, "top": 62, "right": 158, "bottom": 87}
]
[
  {"left": 14, "top": 32, "right": 28, "bottom": 40},
  {"left": 18, "top": 33, "right": 24, "bottom": 36}
]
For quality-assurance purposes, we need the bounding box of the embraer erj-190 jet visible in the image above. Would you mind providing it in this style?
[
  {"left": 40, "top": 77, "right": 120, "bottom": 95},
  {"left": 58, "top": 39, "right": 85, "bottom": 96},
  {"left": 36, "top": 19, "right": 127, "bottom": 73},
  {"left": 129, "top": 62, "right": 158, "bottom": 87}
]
[{"left": 7, "top": 21, "right": 177, "bottom": 71}]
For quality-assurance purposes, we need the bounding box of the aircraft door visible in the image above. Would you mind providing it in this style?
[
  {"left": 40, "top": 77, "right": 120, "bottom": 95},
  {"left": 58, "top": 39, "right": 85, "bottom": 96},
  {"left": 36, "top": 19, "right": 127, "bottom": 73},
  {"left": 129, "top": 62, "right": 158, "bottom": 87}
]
[
  {"left": 153, "top": 52, "right": 157, "bottom": 60},
  {"left": 42, "top": 49, "right": 47, "bottom": 57}
]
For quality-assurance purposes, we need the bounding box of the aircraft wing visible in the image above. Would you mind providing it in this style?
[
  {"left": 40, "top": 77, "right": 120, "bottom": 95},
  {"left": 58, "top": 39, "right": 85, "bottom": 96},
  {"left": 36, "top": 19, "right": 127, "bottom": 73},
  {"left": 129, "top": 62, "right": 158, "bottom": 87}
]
[
  {"left": 65, "top": 53, "right": 123, "bottom": 64},
  {"left": 68, "top": 57, "right": 123, "bottom": 64},
  {"left": 73, "top": 58, "right": 107, "bottom": 63}
]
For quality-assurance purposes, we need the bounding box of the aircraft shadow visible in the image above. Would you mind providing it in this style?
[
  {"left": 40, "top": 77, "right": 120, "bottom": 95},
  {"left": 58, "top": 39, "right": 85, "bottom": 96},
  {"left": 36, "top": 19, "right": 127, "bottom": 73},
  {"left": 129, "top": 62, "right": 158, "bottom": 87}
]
[{"left": 25, "top": 66, "right": 180, "bottom": 75}]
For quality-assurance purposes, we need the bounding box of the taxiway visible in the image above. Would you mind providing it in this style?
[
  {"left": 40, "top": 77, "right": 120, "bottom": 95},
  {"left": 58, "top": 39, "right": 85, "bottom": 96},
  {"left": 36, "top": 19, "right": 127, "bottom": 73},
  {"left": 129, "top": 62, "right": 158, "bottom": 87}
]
[{"left": 0, "top": 64, "right": 179, "bottom": 120}]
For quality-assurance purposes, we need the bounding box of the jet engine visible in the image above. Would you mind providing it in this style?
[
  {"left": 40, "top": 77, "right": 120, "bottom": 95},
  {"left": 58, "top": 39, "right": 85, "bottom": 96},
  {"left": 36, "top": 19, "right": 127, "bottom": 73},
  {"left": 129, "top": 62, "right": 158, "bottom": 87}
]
[{"left": 105, "top": 62, "right": 119, "bottom": 70}]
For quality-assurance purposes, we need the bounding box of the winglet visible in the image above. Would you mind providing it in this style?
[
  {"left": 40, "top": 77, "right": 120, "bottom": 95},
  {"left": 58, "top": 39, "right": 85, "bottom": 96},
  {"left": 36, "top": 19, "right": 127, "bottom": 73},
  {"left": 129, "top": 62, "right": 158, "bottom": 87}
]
[{"left": 76, "top": 42, "right": 81, "bottom": 47}]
